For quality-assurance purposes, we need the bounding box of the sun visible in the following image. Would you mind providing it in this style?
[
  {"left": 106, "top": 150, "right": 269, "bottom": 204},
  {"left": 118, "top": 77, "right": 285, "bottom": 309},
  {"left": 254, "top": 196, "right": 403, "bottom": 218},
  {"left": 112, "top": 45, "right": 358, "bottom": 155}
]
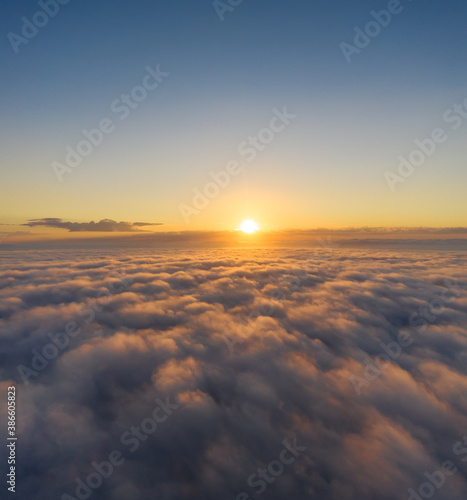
[{"left": 239, "top": 219, "right": 260, "bottom": 234}]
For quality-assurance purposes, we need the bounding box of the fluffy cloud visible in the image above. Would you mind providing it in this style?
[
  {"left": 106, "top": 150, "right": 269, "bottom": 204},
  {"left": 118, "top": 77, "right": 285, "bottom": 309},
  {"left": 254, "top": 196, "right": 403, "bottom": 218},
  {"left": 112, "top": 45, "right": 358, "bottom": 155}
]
[{"left": 1, "top": 248, "right": 467, "bottom": 499}]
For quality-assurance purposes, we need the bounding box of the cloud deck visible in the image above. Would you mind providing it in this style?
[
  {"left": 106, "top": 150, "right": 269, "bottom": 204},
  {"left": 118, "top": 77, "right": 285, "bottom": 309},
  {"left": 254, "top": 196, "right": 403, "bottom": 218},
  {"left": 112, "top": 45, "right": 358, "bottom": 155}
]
[{"left": 1, "top": 248, "right": 467, "bottom": 499}]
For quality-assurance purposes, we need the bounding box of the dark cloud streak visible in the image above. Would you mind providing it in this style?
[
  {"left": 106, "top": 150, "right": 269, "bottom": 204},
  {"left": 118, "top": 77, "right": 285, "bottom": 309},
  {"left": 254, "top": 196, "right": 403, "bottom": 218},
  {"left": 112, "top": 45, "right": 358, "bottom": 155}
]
[{"left": 22, "top": 218, "right": 163, "bottom": 232}]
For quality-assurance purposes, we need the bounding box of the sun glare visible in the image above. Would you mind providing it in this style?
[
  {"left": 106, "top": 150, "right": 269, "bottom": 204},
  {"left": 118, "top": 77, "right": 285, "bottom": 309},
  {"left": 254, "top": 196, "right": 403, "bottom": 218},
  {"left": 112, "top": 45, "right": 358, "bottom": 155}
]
[{"left": 239, "top": 219, "right": 260, "bottom": 234}]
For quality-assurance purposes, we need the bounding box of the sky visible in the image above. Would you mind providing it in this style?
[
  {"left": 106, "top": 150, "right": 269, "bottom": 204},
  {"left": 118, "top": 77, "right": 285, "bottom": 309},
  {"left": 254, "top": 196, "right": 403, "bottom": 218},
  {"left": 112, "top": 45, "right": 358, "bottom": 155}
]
[{"left": 1, "top": 0, "right": 467, "bottom": 242}]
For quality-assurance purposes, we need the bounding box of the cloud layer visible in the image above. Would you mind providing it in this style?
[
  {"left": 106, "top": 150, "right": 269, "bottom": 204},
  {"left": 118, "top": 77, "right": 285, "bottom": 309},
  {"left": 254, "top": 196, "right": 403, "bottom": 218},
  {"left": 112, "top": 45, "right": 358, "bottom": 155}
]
[
  {"left": 3, "top": 226, "right": 467, "bottom": 249},
  {"left": 1, "top": 248, "right": 467, "bottom": 500}
]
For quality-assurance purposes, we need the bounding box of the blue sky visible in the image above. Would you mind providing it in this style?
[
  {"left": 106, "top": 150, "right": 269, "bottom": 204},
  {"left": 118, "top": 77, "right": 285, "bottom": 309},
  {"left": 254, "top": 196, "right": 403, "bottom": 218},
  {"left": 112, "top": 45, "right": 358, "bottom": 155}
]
[{"left": 1, "top": 0, "right": 467, "bottom": 235}]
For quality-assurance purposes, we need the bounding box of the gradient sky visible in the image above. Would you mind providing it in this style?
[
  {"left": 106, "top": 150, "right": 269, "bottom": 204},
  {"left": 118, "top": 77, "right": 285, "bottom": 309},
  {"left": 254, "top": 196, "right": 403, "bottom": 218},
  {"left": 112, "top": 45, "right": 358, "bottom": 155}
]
[{"left": 1, "top": 0, "right": 467, "bottom": 238}]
